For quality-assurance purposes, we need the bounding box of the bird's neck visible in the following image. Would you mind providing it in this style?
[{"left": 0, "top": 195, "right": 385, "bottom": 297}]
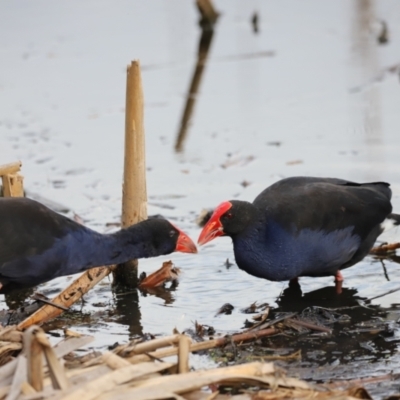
[
  {"left": 64, "top": 224, "right": 158, "bottom": 274},
  {"left": 110, "top": 224, "right": 161, "bottom": 261}
]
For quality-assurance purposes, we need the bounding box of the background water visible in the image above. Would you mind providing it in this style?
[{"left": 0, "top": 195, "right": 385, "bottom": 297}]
[{"left": 0, "top": 0, "right": 400, "bottom": 396}]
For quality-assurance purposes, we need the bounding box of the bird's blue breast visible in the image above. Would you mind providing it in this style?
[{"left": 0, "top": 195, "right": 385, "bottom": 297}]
[
  {"left": 233, "top": 219, "right": 361, "bottom": 281},
  {"left": 0, "top": 227, "right": 109, "bottom": 288}
]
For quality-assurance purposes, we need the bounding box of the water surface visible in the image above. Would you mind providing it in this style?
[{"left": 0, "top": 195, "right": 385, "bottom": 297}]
[{"left": 0, "top": 0, "right": 400, "bottom": 397}]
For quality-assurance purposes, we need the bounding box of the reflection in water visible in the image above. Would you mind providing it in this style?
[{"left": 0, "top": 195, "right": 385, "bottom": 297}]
[
  {"left": 112, "top": 283, "right": 177, "bottom": 338},
  {"left": 276, "top": 281, "right": 360, "bottom": 312},
  {"left": 272, "top": 283, "right": 400, "bottom": 375},
  {"left": 350, "top": 0, "right": 384, "bottom": 180},
  {"left": 112, "top": 286, "right": 143, "bottom": 337},
  {"left": 175, "top": 7, "right": 218, "bottom": 152},
  {"left": 379, "top": 253, "right": 400, "bottom": 265},
  {"left": 372, "top": 253, "right": 400, "bottom": 282},
  {"left": 4, "top": 287, "right": 35, "bottom": 310},
  {"left": 139, "top": 281, "right": 178, "bottom": 305}
]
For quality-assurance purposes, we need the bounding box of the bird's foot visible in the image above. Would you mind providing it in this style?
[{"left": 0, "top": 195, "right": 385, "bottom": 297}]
[{"left": 334, "top": 271, "right": 344, "bottom": 294}]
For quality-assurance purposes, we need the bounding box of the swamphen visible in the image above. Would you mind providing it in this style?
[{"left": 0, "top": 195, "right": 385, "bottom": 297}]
[
  {"left": 0, "top": 197, "right": 197, "bottom": 294},
  {"left": 198, "top": 177, "right": 399, "bottom": 292}
]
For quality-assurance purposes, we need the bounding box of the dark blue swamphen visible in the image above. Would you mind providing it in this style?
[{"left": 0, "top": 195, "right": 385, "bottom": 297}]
[
  {"left": 198, "top": 177, "right": 399, "bottom": 292},
  {"left": 0, "top": 197, "right": 197, "bottom": 294}
]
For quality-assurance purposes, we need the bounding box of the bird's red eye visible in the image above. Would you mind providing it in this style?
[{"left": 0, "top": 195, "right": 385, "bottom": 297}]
[{"left": 226, "top": 213, "right": 233, "bottom": 219}]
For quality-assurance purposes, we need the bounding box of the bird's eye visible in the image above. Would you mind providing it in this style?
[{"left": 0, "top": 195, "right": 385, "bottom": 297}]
[
  {"left": 226, "top": 213, "right": 233, "bottom": 219},
  {"left": 169, "top": 230, "right": 176, "bottom": 238}
]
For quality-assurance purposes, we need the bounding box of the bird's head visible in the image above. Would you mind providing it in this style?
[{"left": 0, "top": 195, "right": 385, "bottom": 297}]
[
  {"left": 197, "top": 200, "right": 255, "bottom": 245},
  {"left": 144, "top": 219, "right": 197, "bottom": 255}
]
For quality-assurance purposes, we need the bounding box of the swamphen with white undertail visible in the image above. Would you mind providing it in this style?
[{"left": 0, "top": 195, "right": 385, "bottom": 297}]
[
  {"left": 198, "top": 177, "right": 399, "bottom": 292},
  {"left": 0, "top": 197, "right": 197, "bottom": 294}
]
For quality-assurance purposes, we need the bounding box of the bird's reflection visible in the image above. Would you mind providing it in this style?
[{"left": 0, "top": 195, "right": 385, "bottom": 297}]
[
  {"left": 275, "top": 250, "right": 400, "bottom": 314},
  {"left": 271, "top": 282, "right": 399, "bottom": 366},
  {"left": 4, "top": 287, "right": 35, "bottom": 310},
  {"left": 276, "top": 281, "right": 361, "bottom": 313}
]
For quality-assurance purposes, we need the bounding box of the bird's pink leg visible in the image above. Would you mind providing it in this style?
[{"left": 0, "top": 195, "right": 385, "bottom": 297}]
[{"left": 334, "top": 271, "right": 343, "bottom": 294}]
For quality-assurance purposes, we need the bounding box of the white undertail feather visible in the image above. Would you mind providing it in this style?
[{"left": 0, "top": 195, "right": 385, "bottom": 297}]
[
  {"left": 380, "top": 214, "right": 400, "bottom": 233},
  {"left": 378, "top": 214, "right": 400, "bottom": 245}
]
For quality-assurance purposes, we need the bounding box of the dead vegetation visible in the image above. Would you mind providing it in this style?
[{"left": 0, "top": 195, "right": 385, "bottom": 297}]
[
  {"left": 0, "top": 294, "right": 398, "bottom": 399},
  {"left": 0, "top": 325, "right": 384, "bottom": 400}
]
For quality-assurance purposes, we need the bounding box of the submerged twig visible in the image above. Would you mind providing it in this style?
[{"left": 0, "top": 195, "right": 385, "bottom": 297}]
[
  {"left": 30, "top": 294, "right": 69, "bottom": 311},
  {"left": 247, "top": 312, "right": 297, "bottom": 332},
  {"left": 244, "top": 309, "right": 270, "bottom": 331},
  {"left": 286, "top": 318, "right": 332, "bottom": 334},
  {"left": 251, "top": 349, "right": 302, "bottom": 362},
  {"left": 366, "top": 285, "right": 400, "bottom": 302},
  {"left": 380, "top": 259, "right": 390, "bottom": 281},
  {"left": 325, "top": 371, "right": 400, "bottom": 390}
]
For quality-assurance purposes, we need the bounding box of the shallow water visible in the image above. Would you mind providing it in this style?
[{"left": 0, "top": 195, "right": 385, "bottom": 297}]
[{"left": 1, "top": 0, "right": 400, "bottom": 397}]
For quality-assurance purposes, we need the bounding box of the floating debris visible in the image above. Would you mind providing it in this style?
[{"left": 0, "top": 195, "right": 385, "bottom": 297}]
[
  {"left": 193, "top": 320, "right": 216, "bottom": 337},
  {"left": 220, "top": 155, "right": 255, "bottom": 169},
  {"left": 241, "top": 301, "right": 259, "bottom": 314},
  {"left": 286, "top": 159, "right": 303, "bottom": 166},
  {"left": 139, "top": 261, "right": 180, "bottom": 289},
  {"left": 267, "top": 141, "right": 282, "bottom": 147},
  {"left": 377, "top": 20, "right": 389, "bottom": 44},
  {"left": 215, "top": 303, "right": 235, "bottom": 316},
  {"left": 251, "top": 11, "right": 259, "bottom": 34},
  {"left": 224, "top": 258, "right": 234, "bottom": 269}
]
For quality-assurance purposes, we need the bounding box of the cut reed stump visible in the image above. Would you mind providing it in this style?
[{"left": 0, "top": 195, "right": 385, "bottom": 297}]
[
  {"left": 17, "top": 61, "right": 147, "bottom": 329},
  {"left": 196, "top": 0, "right": 219, "bottom": 27},
  {"left": 113, "top": 60, "right": 147, "bottom": 288},
  {"left": 0, "top": 161, "right": 24, "bottom": 197}
]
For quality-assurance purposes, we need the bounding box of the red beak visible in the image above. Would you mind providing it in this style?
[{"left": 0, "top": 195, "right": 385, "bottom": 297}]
[
  {"left": 198, "top": 201, "right": 232, "bottom": 245},
  {"left": 176, "top": 230, "right": 198, "bottom": 253},
  {"left": 198, "top": 215, "right": 225, "bottom": 245}
]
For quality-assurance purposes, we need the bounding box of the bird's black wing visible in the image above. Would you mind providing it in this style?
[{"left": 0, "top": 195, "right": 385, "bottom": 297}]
[
  {"left": 253, "top": 177, "right": 392, "bottom": 240},
  {"left": 0, "top": 197, "right": 78, "bottom": 266}
]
